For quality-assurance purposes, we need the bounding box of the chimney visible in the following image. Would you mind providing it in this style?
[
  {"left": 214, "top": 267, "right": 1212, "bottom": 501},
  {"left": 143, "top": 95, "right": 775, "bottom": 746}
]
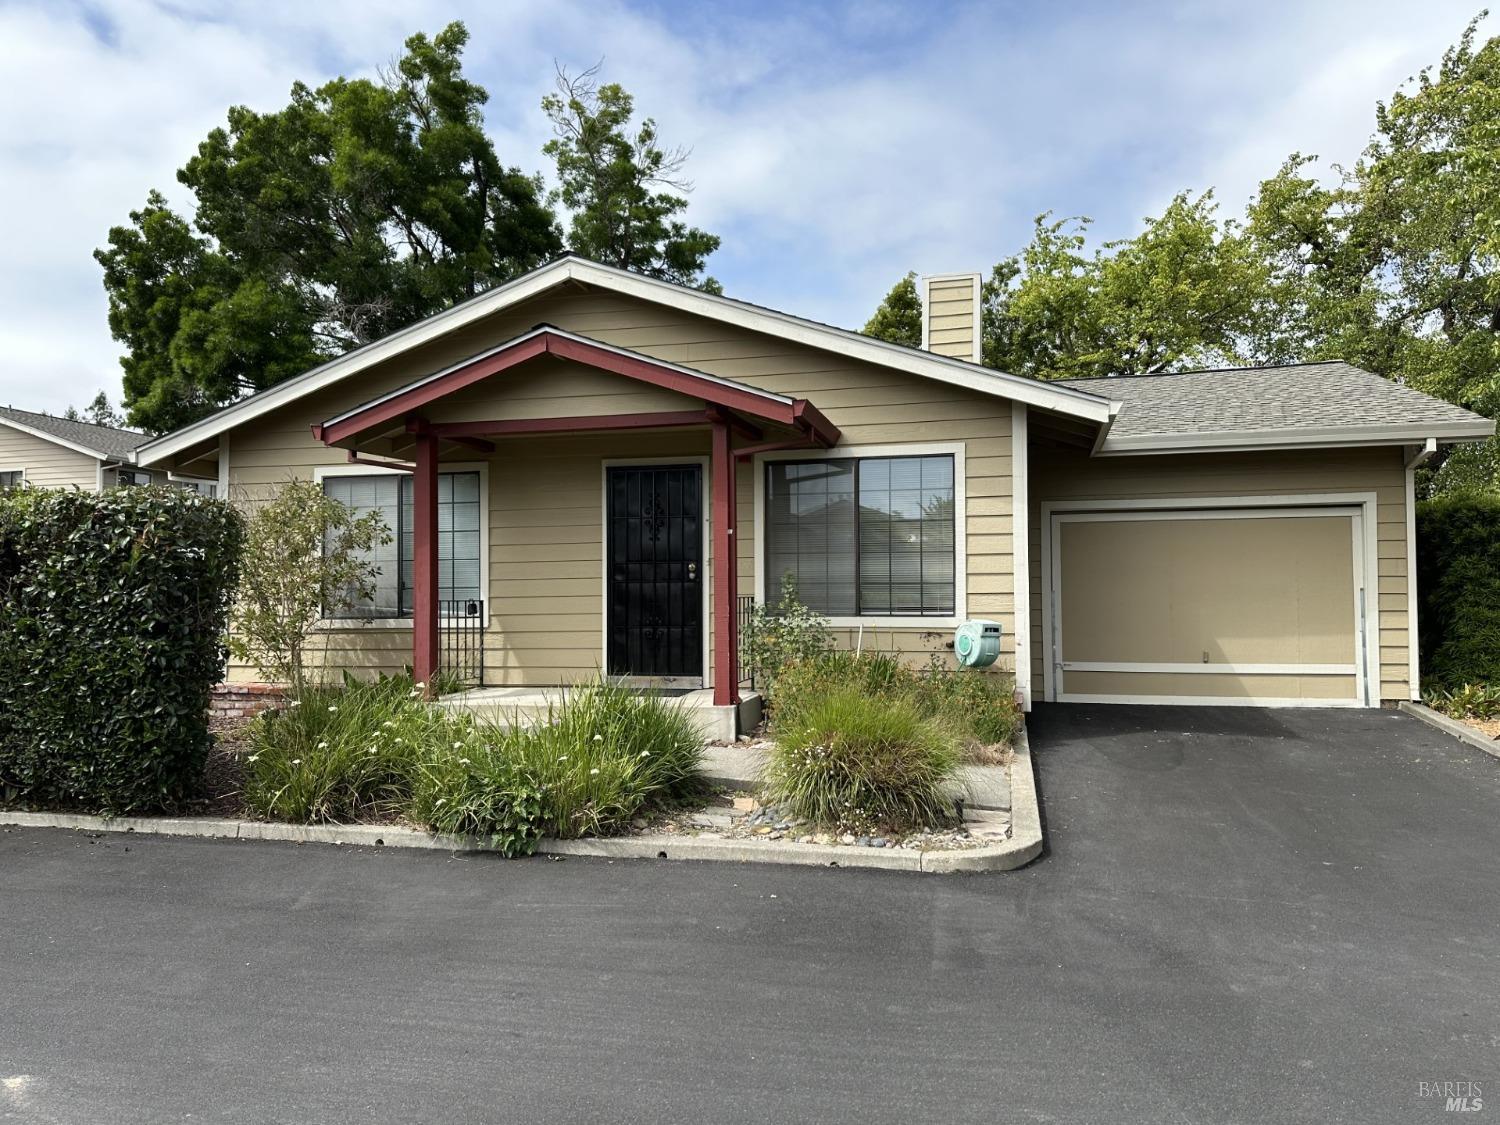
[{"left": 920, "top": 272, "right": 983, "bottom": 363}]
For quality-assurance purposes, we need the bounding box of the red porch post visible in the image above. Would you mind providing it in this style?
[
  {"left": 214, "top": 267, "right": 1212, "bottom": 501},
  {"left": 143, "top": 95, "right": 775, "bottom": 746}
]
[
  {"left": 711, "top": 419, "right": 740, "bottom": 706},
  {"left": 412, "top": 431, "right": 440, "bottom": 697}
]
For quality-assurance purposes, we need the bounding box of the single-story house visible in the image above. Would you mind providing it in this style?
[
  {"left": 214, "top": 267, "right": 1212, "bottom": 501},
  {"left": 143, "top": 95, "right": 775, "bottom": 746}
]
[
  {"left": 131, "top": 257, "right": 1494, "bottom": 729},
  {"left": 0, "top": 406, "right": 213, "bottom": 494}
]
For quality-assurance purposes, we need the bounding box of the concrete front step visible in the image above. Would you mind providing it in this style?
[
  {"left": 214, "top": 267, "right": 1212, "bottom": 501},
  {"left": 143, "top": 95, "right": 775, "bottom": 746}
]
[{"left": 435, "top": 687, "right": 762, "bottom": 743}]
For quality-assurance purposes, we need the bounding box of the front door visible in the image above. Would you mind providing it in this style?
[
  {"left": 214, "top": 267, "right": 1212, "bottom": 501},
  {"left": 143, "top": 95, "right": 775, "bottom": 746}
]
[{"left": 606, "top": 464, "right": 703, "bottom": 684}]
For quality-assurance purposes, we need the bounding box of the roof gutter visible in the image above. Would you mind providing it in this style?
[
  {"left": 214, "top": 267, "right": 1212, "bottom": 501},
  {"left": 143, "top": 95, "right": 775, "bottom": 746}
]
[{"left": 1089, "top": 401, "right": 1122, "bottom": 456}]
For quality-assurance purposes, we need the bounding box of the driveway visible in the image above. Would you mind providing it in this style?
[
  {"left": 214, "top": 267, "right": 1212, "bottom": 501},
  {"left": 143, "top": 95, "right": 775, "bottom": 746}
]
[{"left": 2, "top": 705, "right": 1497, "bottom": 1125}]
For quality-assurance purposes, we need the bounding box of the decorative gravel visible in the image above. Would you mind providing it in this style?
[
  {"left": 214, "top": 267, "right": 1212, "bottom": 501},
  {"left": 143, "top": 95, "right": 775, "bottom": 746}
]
[{"left": 635, "top": 796, "right": 1010, "bottom": 852}]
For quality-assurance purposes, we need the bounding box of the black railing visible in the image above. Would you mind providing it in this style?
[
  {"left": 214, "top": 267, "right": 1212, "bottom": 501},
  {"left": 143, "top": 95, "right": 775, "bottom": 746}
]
[
  {"left": 737, "top": 594, "right": 757, "bottom": 689},
  {"left": 440, "top": 599, "right": 485, "bottom": 688}
]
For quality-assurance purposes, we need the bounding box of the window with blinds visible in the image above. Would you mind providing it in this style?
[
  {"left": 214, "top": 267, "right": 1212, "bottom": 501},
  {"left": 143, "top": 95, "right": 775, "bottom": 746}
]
[
  {"left": 764, "top": 454, "right": 956, "bottom": 617},
  {"left": 321, "top": 471, "right": 482, "bottom": 618}
]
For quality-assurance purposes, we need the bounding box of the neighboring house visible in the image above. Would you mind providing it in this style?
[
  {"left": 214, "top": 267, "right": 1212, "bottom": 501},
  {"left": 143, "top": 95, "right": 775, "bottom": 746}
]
[
  {"left": 0, "top": 406, "right": 216, "bottom": 494},
  {"left": 131, "top": 256, "right": 1493, "bottom": 728}
]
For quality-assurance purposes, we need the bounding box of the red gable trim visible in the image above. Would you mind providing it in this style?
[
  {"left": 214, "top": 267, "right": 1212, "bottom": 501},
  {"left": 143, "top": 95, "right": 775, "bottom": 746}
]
[{"left": 313, "top": 327, "right": 838, "bottom": 448}]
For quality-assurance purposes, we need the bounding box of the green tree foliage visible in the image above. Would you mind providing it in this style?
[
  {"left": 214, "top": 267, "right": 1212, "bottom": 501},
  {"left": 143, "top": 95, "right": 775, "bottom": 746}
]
[
  {"left": 228, "top": 480, "right": 390, "bottom": 693},
  {"left": 63, "top": 391, "right": 125, "bottom": 428},
  {"left": 983, "top": 194, "right": 1268, "bottom": 379},
  {"left": 543, "top": 64, "right": 720, "bottom": 290},
  {"left": 862, "top": 272, "right": 923, "bottom": 348},
  {"left": 864, "top": 16, "right": 1500, "bottom": 477},
  {"left": 1416, "top": 493, "right": 1500, "bottom": 688},
  {"left": 97, "top": 23, "right": 561, "bottom": 434}
]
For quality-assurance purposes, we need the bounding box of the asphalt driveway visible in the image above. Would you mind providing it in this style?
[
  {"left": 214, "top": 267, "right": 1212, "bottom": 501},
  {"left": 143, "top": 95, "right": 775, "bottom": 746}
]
[{"left": 2, "top": 705, "right": 1497, "bottom": 1124}]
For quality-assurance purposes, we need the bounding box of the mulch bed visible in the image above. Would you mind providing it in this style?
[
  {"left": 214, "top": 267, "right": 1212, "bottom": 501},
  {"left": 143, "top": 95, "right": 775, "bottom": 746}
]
[{"left": 187, "top": 715, "right": 254, "bottom": 818}]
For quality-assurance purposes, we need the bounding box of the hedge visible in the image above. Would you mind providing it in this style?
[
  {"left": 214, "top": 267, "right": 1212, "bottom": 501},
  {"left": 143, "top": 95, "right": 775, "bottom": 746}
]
[
  {"left": 1416, "top": 493, "right": 1500, "bottom": 690},
  {"left": 0, "top": 487, "right": 244, "bottom": 812}
]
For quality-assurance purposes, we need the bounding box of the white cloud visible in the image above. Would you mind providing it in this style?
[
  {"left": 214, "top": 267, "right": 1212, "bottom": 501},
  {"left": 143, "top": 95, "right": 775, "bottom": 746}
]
[{"left": 0, "top": 0, "right": 1486, "bottom": 417}]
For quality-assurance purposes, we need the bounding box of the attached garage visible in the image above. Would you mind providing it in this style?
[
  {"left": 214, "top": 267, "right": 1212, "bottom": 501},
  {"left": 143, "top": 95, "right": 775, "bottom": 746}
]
[{"left": 1040, "top": 497, "right": 1380, "bottom": 707}]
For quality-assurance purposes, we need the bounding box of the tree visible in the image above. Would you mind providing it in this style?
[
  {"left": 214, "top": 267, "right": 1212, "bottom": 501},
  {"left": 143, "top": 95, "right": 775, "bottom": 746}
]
[
  {"left": 862, "top": 272, "right": 923, "bottom": 348},
  {"left": 1246, "top": 17, "right": 1500, "bottom": 488},
  {"left": 97, "top": 23, "right": 562, "bottom": 434},
  {"left": 543, "top": 64, "right": 720, "bottom": 290},
  {"left": 63, "top": 392, "right": 126, "bottom": 428},
  {"left": 229, "top": 480, "right": 390, "bottom": 692},
  {"left": 981, "top": 194, "right": 1269, "bottom": 379}
]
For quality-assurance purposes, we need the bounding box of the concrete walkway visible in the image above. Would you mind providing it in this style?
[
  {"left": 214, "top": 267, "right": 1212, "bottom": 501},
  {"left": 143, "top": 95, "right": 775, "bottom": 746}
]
[{"left": 701, "top": 741, "right": 1013, "bottom": 811}]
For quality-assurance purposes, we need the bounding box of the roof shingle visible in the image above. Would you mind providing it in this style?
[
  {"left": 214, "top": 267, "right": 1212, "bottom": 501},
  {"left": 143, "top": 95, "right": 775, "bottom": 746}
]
[
  {"left": 0, "top": 406, "right": 148, "bottom": 461},
  {"left": 1053, "top": 361, "right": 1493, "bottom": 443}
]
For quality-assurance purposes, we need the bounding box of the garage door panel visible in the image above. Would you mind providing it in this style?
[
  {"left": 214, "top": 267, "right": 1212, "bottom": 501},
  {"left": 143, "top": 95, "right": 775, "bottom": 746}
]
[
  {"left": 1055, "top": 508, "right": 1363, "bottom": 704},
  {"left": 1061, "top": 670, "right": 1358, "bottom": 701},
  {"left": 1059, "top": 516, "right": 1356, "bottom": 666}
]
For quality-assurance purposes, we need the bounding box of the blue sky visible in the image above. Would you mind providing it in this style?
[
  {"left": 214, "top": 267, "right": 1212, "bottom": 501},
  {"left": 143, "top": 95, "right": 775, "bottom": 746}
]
[{"left": 0, "top": 0, "right": 1488, "bottom": 417}]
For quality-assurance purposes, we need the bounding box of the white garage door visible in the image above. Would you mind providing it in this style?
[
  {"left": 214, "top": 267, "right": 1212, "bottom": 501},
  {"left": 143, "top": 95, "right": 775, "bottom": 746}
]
[{"left": 1049, "top": 506, "right": 1370, "bottom": 706}]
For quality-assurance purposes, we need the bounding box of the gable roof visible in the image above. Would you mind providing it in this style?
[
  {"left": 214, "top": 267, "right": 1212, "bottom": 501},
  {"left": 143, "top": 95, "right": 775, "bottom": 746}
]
[
  {"left": 1054, "top": 361, "right": 1495, "bottom": 454},
  {"left": 0, "top": 406, "right": 146, "bottom": 462},
  {"left": 135, "top": 254, "right": 1117, "bottom": 465},
  {"left": 313, "top": 324, "right": 841, "bottom": 448}
]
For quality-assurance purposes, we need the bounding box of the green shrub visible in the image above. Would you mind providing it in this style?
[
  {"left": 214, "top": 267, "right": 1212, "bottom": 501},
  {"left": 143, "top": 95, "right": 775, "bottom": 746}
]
[
  {"left": 0, "top": 486, "right": 243, "bottom": 813},
  {"left": 408, "top": 741, "right": 546, "bottom": 857},
  {"left": 742, "top": 573, "right": 833, "bottom": 691},
  {"left": 916, "top": 663, "right": 1023, "bottom": 746},
  {"left": 242, "top": 674, "right": 454, "bottom": 822},
  {"left": 772, "top": 650, "right": 1021, "bottom": 751},
  {"left": 243, "top": 675, "right": 705, "bottom": 854},
  {"left": 764, "top": 685, "right": 962, "bottom": 834},
  {"left": 1424, "top": 682, "right": 1500, "bottom": 720},
  {"left": 229, "top": 479, "right": 389, "bottom": 691},
  {"left": 1416, "top": 494, "right": 1500, "bottom": 689}
]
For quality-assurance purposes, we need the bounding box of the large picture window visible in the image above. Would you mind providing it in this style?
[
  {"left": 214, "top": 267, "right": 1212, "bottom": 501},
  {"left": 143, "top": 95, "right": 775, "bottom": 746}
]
[
  {"left": 764, "top": 454, "right": 956, "bottom": 617},
  {"left": 321, "top": 471, "right": 483, "bottom": 619}
]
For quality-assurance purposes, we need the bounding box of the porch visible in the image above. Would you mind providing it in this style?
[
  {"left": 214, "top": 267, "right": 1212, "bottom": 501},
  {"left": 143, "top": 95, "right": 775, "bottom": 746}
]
[
  {"left": 311, "top": 323, "right": 840, "bottom": 729},
  {"left": 434, "top": 685, "right": 764, "bottom": 744}
]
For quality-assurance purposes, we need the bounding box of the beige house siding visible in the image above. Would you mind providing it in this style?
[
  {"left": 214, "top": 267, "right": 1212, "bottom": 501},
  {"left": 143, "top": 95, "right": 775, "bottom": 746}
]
[
  {"left": 223, "top": 287, "right": 1017, "bottom": 686},
  {"left": 1027, "top": 443, "right": 1412, "bottom": 703},
  {"left": 0, "top": 427, "right": 101, "bottom": 490}
]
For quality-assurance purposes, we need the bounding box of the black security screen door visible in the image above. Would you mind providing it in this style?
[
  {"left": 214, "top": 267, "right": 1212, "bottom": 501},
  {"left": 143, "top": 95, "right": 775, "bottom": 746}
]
[{"left": 607, "top": 465, "right": 703, "bottom": 680}]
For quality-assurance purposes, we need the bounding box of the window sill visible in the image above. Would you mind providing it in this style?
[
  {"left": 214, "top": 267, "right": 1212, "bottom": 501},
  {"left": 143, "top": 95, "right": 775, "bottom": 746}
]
[
  {"left": 823, "top": 615, "right": 961, "bottom": 630},
  {"left": 313, "top": 617, "right": 487, "bottom": 632}
]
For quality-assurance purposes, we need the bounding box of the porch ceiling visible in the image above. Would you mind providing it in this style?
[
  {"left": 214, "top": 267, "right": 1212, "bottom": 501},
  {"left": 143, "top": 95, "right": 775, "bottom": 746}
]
[{"left": 312, "top": 324, "right": 840, "bottom": 456}]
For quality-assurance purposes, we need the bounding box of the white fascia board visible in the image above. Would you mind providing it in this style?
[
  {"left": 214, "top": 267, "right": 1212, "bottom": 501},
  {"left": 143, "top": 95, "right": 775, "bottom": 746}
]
[
  {"left": 137, "top": 257, "right": 1116, "bottom": 465},
  {"left": 1095, "top": 419, "right": 1496, "bottom": 457},
  {"left": 0, "top": 416, "right": 111, "bottom": 462}
]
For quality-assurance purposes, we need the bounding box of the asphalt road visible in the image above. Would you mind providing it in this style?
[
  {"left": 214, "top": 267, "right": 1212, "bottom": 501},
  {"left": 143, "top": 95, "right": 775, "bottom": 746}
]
[{"left": 2, "top": 705, "right": 1497, "bottom": 1124}]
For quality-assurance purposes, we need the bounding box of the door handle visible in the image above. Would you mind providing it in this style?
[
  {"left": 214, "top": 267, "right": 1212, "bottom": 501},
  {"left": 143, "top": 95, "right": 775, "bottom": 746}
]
[{"left": 687, "top": 562, "right": 698, "bottom": 578}]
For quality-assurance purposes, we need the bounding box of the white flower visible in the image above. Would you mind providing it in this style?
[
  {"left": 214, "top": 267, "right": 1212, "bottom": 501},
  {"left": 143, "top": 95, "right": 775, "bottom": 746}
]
[
  {"left": 327, "top": 705, "right": 338, "bottom": 712},
  {"left": 414, "top": 681, "right": 426, "bottom": 689},
  {"left": 247, "top": 754, "right": 260, "bottom": 763},
  {"left": 557, "top": 755, "right": 568, "bottom": 762},
  {"left": 288, "top": 700, "right": 302, "bottom": 708},
  {"left": 640, "top": 751, "right": 651, "bottom": 758},
  {"left": 458, "top": 758, "right": 470, "bottom": 765},
  {"left": 382, "top": 720, "right": 396, "bottom": 728},
  {"left": 435, "top": 797, "right": 446, "bottom": 805},
  {"left": 291, "top": 758, "right": 301, "bottom": 765},
  {"left": 592, "top": 733, "right": 603, "bottom": 742},
  {"left": 589, "top": 768, "right": 600, "bottom": 775},
  {"left": 452, "top": 742, "right": 464, "bottom": 750},
  {"left": 317, "top": 741, "right": 328, "bottom": 749}
]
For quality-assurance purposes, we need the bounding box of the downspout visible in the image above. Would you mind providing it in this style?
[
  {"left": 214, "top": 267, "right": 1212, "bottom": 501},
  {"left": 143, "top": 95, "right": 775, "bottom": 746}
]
[{"left": 1404, "top": 438, "right": 1438, "bottom": 701}]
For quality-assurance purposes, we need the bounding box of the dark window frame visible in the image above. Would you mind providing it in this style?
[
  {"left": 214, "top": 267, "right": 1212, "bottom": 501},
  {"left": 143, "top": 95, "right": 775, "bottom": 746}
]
[
  {"left": 764, "top": 453, "right": 957, "bottom": 618},
  {"left": 321, "top": 470, "right": 483, "bottom": 620}
]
